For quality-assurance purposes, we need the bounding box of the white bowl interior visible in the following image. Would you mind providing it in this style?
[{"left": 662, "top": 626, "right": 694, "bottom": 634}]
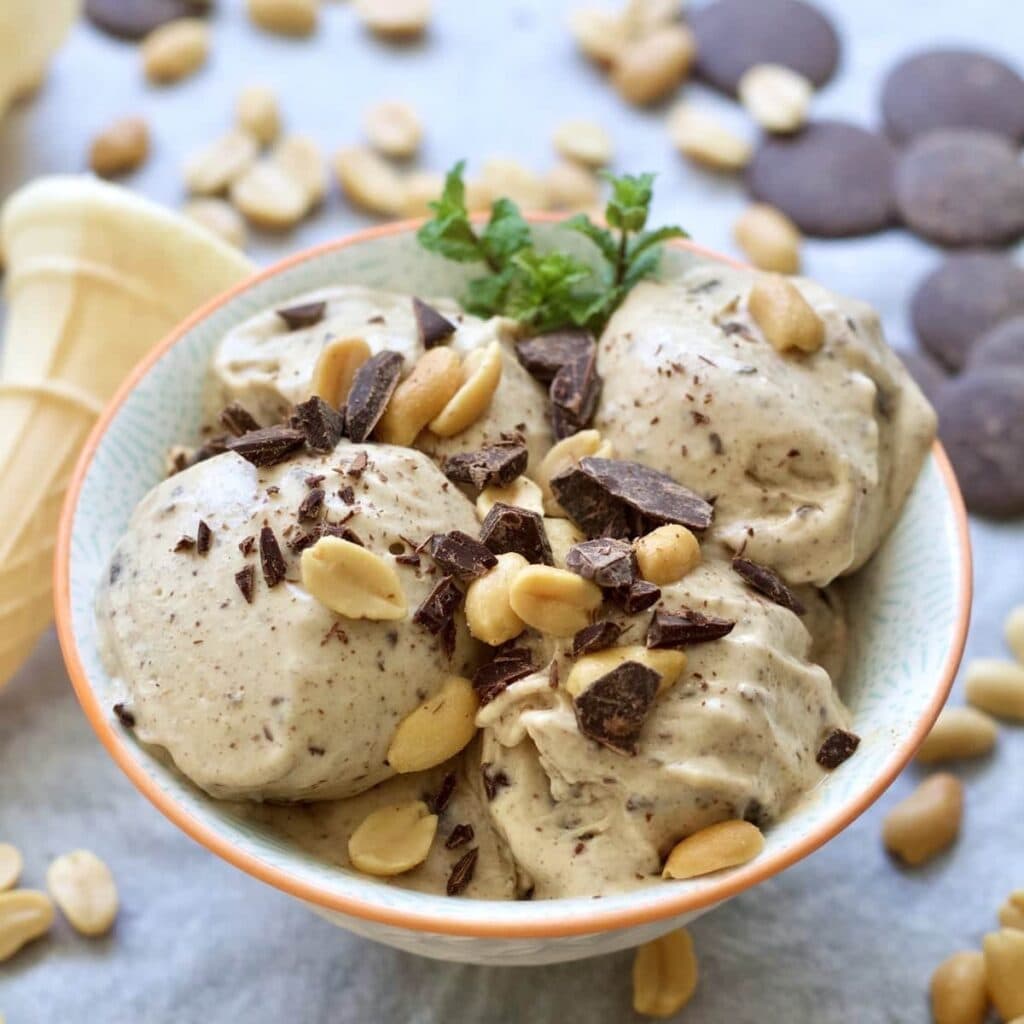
[{"left": 66, "top": 225, "right": 967, "bottom": 938}]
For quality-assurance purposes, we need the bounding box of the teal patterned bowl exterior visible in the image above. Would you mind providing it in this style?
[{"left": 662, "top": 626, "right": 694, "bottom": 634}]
[{"left": 56, "top": 222, "right": 971, "bottom": 966}]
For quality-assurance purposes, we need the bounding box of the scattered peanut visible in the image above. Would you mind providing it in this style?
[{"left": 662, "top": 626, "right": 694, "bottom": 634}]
[
  {"left": 632, "top": 928, "right": 698, "bottom": 1018},
  {"left": 733, "top": 203, "right": 802, "bottom": 274},
  {"left": 312, "top": 336, "right": 372, "bottom": 408},
  {"left": 334, "top": 145, "right": 406, "bottom": 217},
  {"left": 508, "top": 565, "right": 603, "bottom": 637},
  {"left": 89, "top": 116, "right": 150, "bottom": 177},
  {"left": 46, "top": 850, "right": 118, "bottom": 938},
  {"left": 737, "top": 63, "right": 813, "bottom": 134},
  {"left": 246, "top": 0, "right": 318, "bottom": 36},
  {"left": 552, "top": 118, "right": 612, "bottom": 168},
  {"left": 401, "top": 169, "right": 445, "bottom": 217},
  {"left": 376, "top": 348, "right": 462, "bottom": 445},
  {"left": 0, "top": 890, "right": 54, "bottom": 962},
  {"left": 183, "top": 131, "right": 259, "bottom": 195},
  {"left": 1006, "top": 605, "right": 1024, "bottom": 663},
  {"left": 623, "top": 0, "right": 684, "bottom": 35},
  {"left": 662, "top": 819, "right": 765, "bottom": 880},
  {"left": 965, "top": 658, "right": 1024, "bottom": 720},
  {"left": 611, "top": 24, "right": 695, "bottom": 106},
  {"left": 668, "top": 103, "right": 752, "bottom": 171},
  {"left": 568, "top": 8, "right": 624, "bottom": 66},
  {"left": 748, "top": 274, "right": 825, "bottom": 354},
  {"left": 545, "top": 161, "right": 601, "bottom": 213},
  {"left": 537, "top": 429, "right": 614, "bottom": 514},
  {"left": 348, "top": 802, "right": 438, "bottom": 877},
  {"left": 999, "top": 891, "right": 1024, "bottom": 931},
  {"left": 984, "top": 929, "right": 1024, "bottom": 1021},
  {"left": 0, "top": 845, "right": 22, "bottom": 891},
  {"left": 274, "top": 134, "right": 328, "bottom": 206},
  {"left": 567, "top": 645, "right": 686, "bottom": 698},
  {"left": 477, "top": 477, "right": 545, "bottom": 519},
  {"left": 236, "top": 84, "right": 281, "bottom": 145},
  {"left": 354, "top": 0, "right": 431, "bottom": 40},
  {"left": 364, "top": 101, "right": 422, "bottom": 160},
  {"left": 544, "top": 517, "right": 585, "bottom": 568},
  {"left": 465, "top": 552, "right": 528, "bottom": 646},
  {"left": 183, "top": 198, "right": 248, "bottom": 250},
  {"left": 915, "top": 706, "right": 998, "bottom": 764},
  {"left": 387, "top": 676, "right": 479, "bottom": 773},
  {"left": 230, "top": 161, "right": 308, "bottom": 229},
  {"left": 428, "top": 341, "right": 503, "bottom": 437},
  {"left": 480, "top": 159, "right": 549, "bottom": 210},
  {"left": 141, "top": 19, "right": 209, "bottom": 85},
  {"left": 301, "top": 536, "right": 407, "bottom": 620},
  {"left": 633, "top": 524, "right": 701, "bottom": 585},
  {"left": 882, "top": 773, "right": 963, "bottom": 866},
  {"left": 929, "top": 950, "right": 988, "bottom": 1024}
]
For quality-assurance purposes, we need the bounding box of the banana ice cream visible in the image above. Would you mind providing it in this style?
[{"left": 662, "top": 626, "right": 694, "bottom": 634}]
[{"left": 97, "top": 264, "right": 935, "bottom": 900}]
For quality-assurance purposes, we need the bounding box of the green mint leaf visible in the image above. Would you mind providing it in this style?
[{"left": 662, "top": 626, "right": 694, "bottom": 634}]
[
  {"left": 416, "top": 161, "right": 483, "bottom": 263},
  {"left": 481, "top": 199, "right": 532, "bottom": 266},
  {"left": 622, "top": 245, "right": 665, "bottom": 290},
  {"left": 564, "top": 213, "right": 620, "bottom": 268},
  {"left": 463, "top": 267, "right": 516, "bottom": 318},
  {"left": 627, "top": 225, "right": 688, "bottom": 263},
  {"left": 603, "top": 171, "right": 655, "bottom": 232},
  {"left": 503, "top": 250, "right": 595, "bottom": 328}
]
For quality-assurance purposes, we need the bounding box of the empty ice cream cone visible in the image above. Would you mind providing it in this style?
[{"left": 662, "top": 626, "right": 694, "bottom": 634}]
[
  {"left": 0, "top": 0, "right": 80, "bottom": 116},
  {"left": 0, "top": 176, "right": 254, "bottom": 687}
]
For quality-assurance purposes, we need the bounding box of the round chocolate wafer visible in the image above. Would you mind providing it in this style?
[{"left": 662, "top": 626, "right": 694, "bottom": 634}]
[
  {"left": 746, "top": 121, "right": 896, "bottom": 237},
  {"left": 967, "top": 316, "right": 1024, "bottom": 373},
  {"left": 894, "top": 129, "right": 1024, "bottom": 248},
  {"left": 86, "top": 0, "right": 207, "bottom": 40}
]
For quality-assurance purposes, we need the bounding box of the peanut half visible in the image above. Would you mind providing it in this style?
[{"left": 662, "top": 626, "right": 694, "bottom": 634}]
[
  {"left": 89, "top": 116, "right": 150, "bottom": 178},
  {"left": 465, "top": 552, "right": 528, "bottom": 646},
  {"left": 929, "top": 950, "right": 988, "bottom": 1024},
  {"left": 567, "top": 645, "right": 686, "bottom": 698},
  {"left": 141, "top": 19, "right": 209, "bottom": 85},
  {"left": 882, "top": 773, "right": 963, "bottom": 866},
  {"left": 662, "top": 819, "right": 765, "bottom": 880},
  {"left": 634, "top": 524, "right": 700, "bottom": 585},
  {"left": 552, "top": 118, "right": 612, "bottom": 168},
  {"left": 183, "top": 198, "right": 248, "bottom": 250},
  {"left": 737, "top": 63, "right": 812, "bottom": 134},
  {"left": 348, "top": 802, "right": 438, "bottom": 877},
  {"left": 632, "top": 928, "right": 699, "bottom": 1018},
  {"left": 312, "top": 336, "right": 372, "bottom": 409},
  {"left": 46, "top": 850, "right": 118, "bottom": 938},
  {"left": 236, "top": 84, "right": 282, "bottom": 146},
  {"left": 965, "top": 658, "right": 1024, "bottom": 720},
  {"left": 364, "top": 101, "right": 423, "bottom": 160},
  {"left": 612, "top": 25, "right": 695, "bottom": 106},
  {"left": 733, "top": 203, "right": 802, "bottom": 274},
  {"left": 428, "top": 341, "right": 503, "bottom": 438},
  {"left": 915, "top": 706, "right": 998, "bottom": 764},
  {"left": 334, "top": 145, "right": 406, "bottom": 217},
  {"left": 183, "top": 131, "right": 259, "bottom": 196},
  {"left": 668, "top": 103, "right": 751, "bottom": 171},
  {"left": 999, "top": 891, "right": 1024, "bottom": 931},
  {"left": 1005, "top": 605, "right": 1024, "bottom": 663},
  {"left": 476, "top": 477, "right": 545, "bottom": 519},
  {"left": 230, "top": 161, "right": 308, "bottom": 230},
  {"left": 984, "top": 929, "right": 1024, "bottom": 1021},
  {"left": 354, "top": 0, "right": 432, "bottom": 40},
  {"left": 544, "top": 516, "right": 585, "bottom": 569},
  {"left": 246, "top": 0, "right": 318, "bottom": 37},
  {"left": 568, "top": 8, "right": 624, "bottom": 67},
  {"left": 301, "top": 537, "right": 407, "bottom": 620},
  {"left": 508, "top": 565, "right": 603, "bottom": 637},
  {"left": 376, "top": 347, "right": 462, "bottom": 446},
  {"left": 537, "top": 429, "right": 613, "bottom": 515},
  {"left": 545, "top": 161, "right": 601, "bottom": 213},
  {"left": 387, "top": 676, "right": 478, "bottom": 774},
  {"left": 0, "top": 845, "right": 22, "bottom": 892},
  {"left": 748, "top": 274, "right": 825, "bottom": 354},
  {"left": 0, "top": 890, "right": 54, "bottom": 962}
]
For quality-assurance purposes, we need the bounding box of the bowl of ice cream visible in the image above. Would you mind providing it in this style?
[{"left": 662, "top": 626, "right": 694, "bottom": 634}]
[{"left": 55, "top": 217, "right": 970, "bottom": 966}]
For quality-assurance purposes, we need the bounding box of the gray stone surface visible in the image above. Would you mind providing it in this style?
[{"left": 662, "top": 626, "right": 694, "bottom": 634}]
[{"left": 1, "top": 1, "right": 1022, "bottom": 1020}]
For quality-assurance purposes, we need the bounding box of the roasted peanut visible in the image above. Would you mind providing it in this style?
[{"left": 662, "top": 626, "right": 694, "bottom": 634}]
[
  {"left": 537, "top": 430, "right": 613, "bottom": 514},
  {"left": 929, "top": 950, "right": 988, "bottom": 1024},
  {"left": 748, "top": 274, "right": 825, "bottom": 354},
  {"left": 354, "top": 0, "right": 431, "bottom": 40},
  {"left": 141, "top": 19, "right": 209, "bottom": 84},
  {"left": 566, "top": 645, "right": 686, "bottom": 698},
  {"left": 428, "top": 342, "right": 503, "bottom": 437},
  {"left": 668, "top": 103, "right": 751, "bottom": 171},
  {"left": 965, "top": 658, "right": 1024, "bottom": 720},
  {"left": 662, "top": 819, "right": 765, "bottom": 879},
  {"left": 477, "top": 477, "right": 545, "bottom": 519},
  {"left": 465, "top": 552, "right": 528, "bottom": 646},
  {"left": 1006, "top": 605, "right": 1024, "bottom": 663},
  {"left": 999, "top": 891, "right": 1024, "bottom": 931},
  {"left": 376, "top": 347, "right": 462, "bottom": 446},
  {"left": 632, "top": 928, "right": 698, "bottom": 1018},
  {"left": 738, "top": 63, "right": 812, "bottom": 134},
  {"left": 611, "top": 25, "right": 695, "bottom": 106},
  {"left": 552, "top": 118, "right": 612, "bottom": 168},
  {"left": 89, "top": 116, "right": 150, "bottom": 177},
  {"left": 0, "top": 845, "right": 22, "bottom": 891},
  {"left": 364, "top": 101, "right": 422, "bottom": 159},
  {"left": 301, "top": 537, "right": 407, "bottom": 620},
  {"left": 480, "top": 159, "right": 549, "bottom": 210},
  {"left": 334, "top": 145, "right": 406, "bottom": 217},
  {"left": 0, "top": 890, "right": 54, "bottom": 962},
  {"left": 348, "top": 802, "right": 438, "bottom": 876},
  {"left": 508, "top": 565, "right": 603, "bottom": 637},
  {"left": 544, "top": 516, "right": 585, "bottom": 569},
  {"left": 915, "top": 706, "right": 998, "bottom": 764},
  {"left": 882, "top": 773, "right": 963, "bottom": 866},
  {"left": 183, "top": 198, "right": 248, "bottom": 250},
  {"left": 568, "top": 8, "right": 624, "bottom": 66},
  {"left": 545, "top": 161, "right": 601, "bottom": 213},
  {"left": 984, "top": 929, "right": 1024, "bottom": 1020},
  {"left": 236, "top": 84, "right": 281, "bottom": 145},
  {"left": 387, "top": 676, "right": 478, "bottom": 773},
  {"left": 274, "top": 135, "right": 327, "bottom": 206},
  {"left": 46, "top": 850, "right": 118, "bottom": 938},
  {"left": 634, "top": 524, "right": 700, "bottom": 585},
  {"left": 183, "top": 131, "right": 259, "bottom": 195},
  {"left": 246, "top": 0, "right": 318, "bottom": 36},
  {"left": 230, "top": 161, "right": 308, "bottom": 230},
  {"left": 733, "top": 203, "right": 802, "bottom": 274},
  {"left": 400, "top": 170, "right": 445, "bottom": 217},
  {"left": 312, "top": 337, "right": 372, "bottom": 408}
]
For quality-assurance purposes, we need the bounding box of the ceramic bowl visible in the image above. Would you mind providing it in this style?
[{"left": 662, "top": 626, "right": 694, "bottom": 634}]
[{"left": 55, "top": 220, "right": 971, "bottom": 966}]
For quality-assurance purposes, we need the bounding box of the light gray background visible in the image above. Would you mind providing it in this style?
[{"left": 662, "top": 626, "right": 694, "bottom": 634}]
[{"left": 1, "top": 1, "right": 1022, "bottom": 1021}]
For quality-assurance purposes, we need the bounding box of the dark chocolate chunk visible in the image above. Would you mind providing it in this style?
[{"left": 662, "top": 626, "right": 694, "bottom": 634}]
[
  {"left": 572, "top": 620, "right": 624, "bottom": 657},
  {"left": 235, "top": 564, "right": 256, "bottom": 603},
  {"left": 239, "top": 535, "right": 255, "bottom": 556},
  {"left": 442, "top": 441, "right": 528, "bottom": 491},
  {"left": 481, "top": 763, "right": 510, "bottom": 801},
  {"left": 112, "top": 702, "right": 136, "bottom": 728},
  {"left": 472, "top": 645, "right": 535, "bottom": 705},
  {"left": 732, "top": 557, "right": 805, "bottom": 615},
  {"left": 174, "top": 535, "right": 195, "bottom": 553},
  {"left": 196, "top": 520, "right": 212, "bottom": 556},
  {"left": 225, "top": 426, "right": 305, "bottom": 467},
  {"left": 297, "top": 488, "right": 325, "bottom": 522},
  {"left": 219, "top": 402, "right": 262, "bottom": 437},
  {"left": 413, "top": 576, "right": 464, "bottom": 634},
  {"left": 548, "top": 465, "right": 633, "bottom": 539},
  {"left": 573, "top": 661, "right": 660, "bottom": 755},
  {"left": 190, "top": 436, "right": 230, "bottom": 466},
  {"left": 345, "top": 350, "right": 404, "bottom": 443},
  {"left": 446, "top": 847, "right": 478, "bottom": 897},
  {"left": 412, "top": 297, "right": 457, "bottom": 348},
  {"left": 428, "top": 532, "right": 498, "bottom": 580},
  {"left": 346, "top": 451, "right": 369, "bottom": 478},
  {"left": 427, "top": 771, "right": 456, "bottom": 815},
  {"left": 445, "top": 823, "right": 475, "bottom": 850},
  {"left": 515, "top": 329, "right": 595, "bottom": 384},
  {"left": 276, "top": 300, "right": 326, "bottom": 330},
  {"left": 646, "top": 608, "right": 735, "bottom": 648},
  {"left": 550, "top": 349, "right": 602, "bottom": 440},
  {"left": 565, "top": 538, "right": 637, "bottom": 588},
  {"left": 478, "top": 503, "right": 553, "bottom": 565},
  {"left": 816, "top": 728, "right": 861, "bottom": 769},
  {"left": 294, "top": 396, "right": 345, "bottom": 452},
  {"left": 259, "top": 526, "right": 287, "bottom": 588},
  {"left": 85, "top": 0, "right": 207, "bottom": 41},
  {"left": 609, "top": 580, "right": 661, "bottom": 614}
]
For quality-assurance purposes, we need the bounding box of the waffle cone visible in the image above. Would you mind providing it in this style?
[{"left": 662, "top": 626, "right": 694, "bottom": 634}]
[{"left": 0, "top": 0, "right": 79, "bottom": 117}]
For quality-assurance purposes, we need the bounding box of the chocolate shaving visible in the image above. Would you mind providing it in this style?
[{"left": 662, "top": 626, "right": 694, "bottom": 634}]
[
  {"left": 112, "top": 702, "right": 135, "bottom": 728},
  {"left": 609, "top": 579, "right": 661, "bottom": 614},
  {"left": 646, "top": 608, "right": 735, "bottom": 648},
  {"left": 472, "top": 645, "right": 535, "bottom": 704},
  {"left": 481, "top": 763, "right": 510, "bottom": 801},
  {"left": 442, "top": 441, "right": 528, "bottom": 492},
  {"left": 573, "top": 661, "right": 659, "bottom": 755},
  {"left": 428, "top": 531, "right": 498, "bottom": 580},
  {"left": 732, "top": 557, "right": 806, "bottom": 615},
  {"left": 479, "top": 503, "right": 553, "bottom": 565},
  {"left": 235, "top": 564, "right": 256, "bottom": 603},
  {"left": 174, "top": 536, "right": 195, "bottom": 553},
  {"left": 239, "top": 535, "right": 255, "bottom": 556},
  {"left": 225, "top": 426, "right": 305, "bottom": 467},
  {"left": 564, "top": 538, "right": 637, "bottom": 588},
  {"left": 445, "top": 823, "right": 475, "bottom": 849},
  {"left": 259, "top": 526, "right": 287, "bottom": 587},
  {"left": 347, "top": 451, "right": 369, "bottom": 478},
  {"left": 427, "top": 771, "right": 457, "bottom": 814},
  {"left": 294, "top": 396, "right": 345, "bottom": 453},
  {"left": 440, "top": 616, "right": 457, "bottom": 660},
  {"left": 195, "top": 520, "right": 212, "bottom": 556},
  {"left": 413, "top": 576, "right": 464, "bottom": 634},
  {"left": 298, "top": 488, "right": 325, "bottom": 522},
  {"left": 550, "top": 348, "right": 602, "bottom": 440},
  {"left": 412, "top": 297, "right": 457, "bottom": 348},
  {"left": 276, "top": 300, "right": 326, "bottom": 330},
  {"left": 219, "top": 401, "right": 261, "bottom": 437},
  {"left": 572, "top": 620, "right": 624, "bottom": 657},
  {"left": 345, "top": 350, "right": 404, "bottom": 443},
  {"left": 816, "top": 728, "right": 860, "bottom": 770},
  {"left": 514, "top": 329, "right": 594, "bottom": 385},
  {"left": 446, "top": 847, "right": 478, "bottom": 897}
]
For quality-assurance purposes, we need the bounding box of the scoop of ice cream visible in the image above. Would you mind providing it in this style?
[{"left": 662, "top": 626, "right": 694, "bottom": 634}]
[
  {"left": 594, "top": 268, "right": 936, "bottom": 586},
  {"left": 97, "top": 441, "right": 482, "bottom": 802},
  {"left": 475, "top": 553, "right": 849, "bottom": 898}
]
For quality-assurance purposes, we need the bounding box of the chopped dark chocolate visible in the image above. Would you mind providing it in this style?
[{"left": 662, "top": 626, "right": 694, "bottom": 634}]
[
  {"left": 276, "top": 300, "right": 326, "bottom": 330},
  {"left": 235, "top": 564, "right": 256, "bottom": 603},
  {"left": 413, "top": 576, "right": 463, "bottom": 634},
  {"left": 481, "top": 763, "right": 510, "bottom": 801},
  {"left": 573, "top": 661, "right": 660, "bottom": 755},
  {"left": 550, "top": 348, "right": 602, "bottom": 440},
  {"left": 294, "top": 396, "right": 345, "bottom": 452},
  {"left": 446, "top": 847, "right": 478, "bottom": 897},
  {"left": 564, "top": 538, "right": 638, "bottom": 588},
  {"left": 225, "top": 425, "right": 305, "bottom": 467},
  {"left": 548, "top": 464, "right": 634, "bottom": 539},
  {"left": 189, "top": 435, "right": 230, "bottom": 466},
  {"left": 412, "top": 297, "right": 457, "bottom": 348},
  {"left": 816, "top": 728, "right": 860, "bottom": 769},
  {"left": 174, "top": 535, "right": 195, "bottom": 553},
  {"left": 646, "top": 608, "right": 735, "bottom": 648},
  {"left": 479, "top": 503, "right": 553, "bottom": 565},
  {"left": 428, "top": 531, "right": 498, "bottom": 580},
  {"left": 298, "top": 488, "right": 325, "bottom": 522},
  {"left": 472, "top": 645, "right": 535, "bottom": 704},
  {"left": 732, "top": 557, "right": 806, "bottom": 616},
  {"left": 196, "top": 519, "right": 212, "bottom": 556},
  {"left": 259, "top": 526, "right": 287, "bottom": 588},
  {"left": 442, "top": 441, "right": 528, "bottom": 491},
  {"left": 445, "top": 823, "right": 475, "bottom": 849},
  {"left": 239, "top": 535, "right": 255, "bottom": 556},
  {"left": 515, "top": 328, "right": 595, "bottom": 384},
  {"left": 347, "top": 451, "right": 369, "bottom": 478},
  {"left": 572, "top": 620, "right": 625, "bottom": 657},
  {"left": 609, "top": 579, "right": 661, "bottom": 614},
  {"left": 345, "top": 350, "right": 404, "bottom": 443},
  {"left": 112, "top": 702, "right": 135, "bottom": 728},
  {"left": 427, "top": 771, "right": 456, "bottom": 815},
  {"left": 219, "top": 401, "right": 261, "bottom": 437}
]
